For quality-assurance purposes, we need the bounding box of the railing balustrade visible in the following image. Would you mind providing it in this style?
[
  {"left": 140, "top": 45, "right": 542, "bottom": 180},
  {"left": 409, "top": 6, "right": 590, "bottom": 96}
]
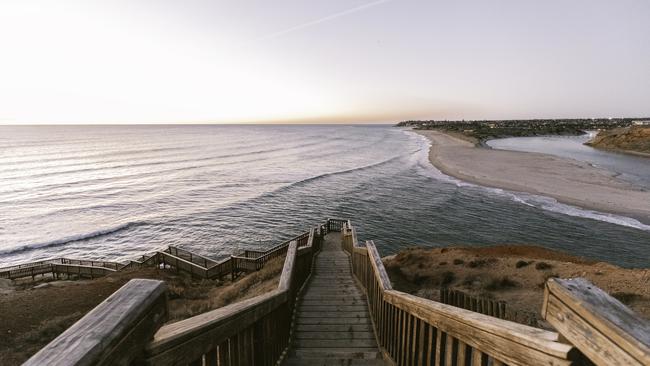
[
  {"left": 342, "top": 222, "right": 578, "bottom": 366},
  {"left": 144, "top": 226, "right": 322, "bottom": 365},
  {"left": 22, "top": 219, "right": 646, "bottom": 366}
]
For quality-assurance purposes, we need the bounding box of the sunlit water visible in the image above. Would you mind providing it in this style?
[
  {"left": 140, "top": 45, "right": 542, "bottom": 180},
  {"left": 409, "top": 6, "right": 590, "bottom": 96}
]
[{"left": 1, "top": 125, "right": 649, "bottom": 268}]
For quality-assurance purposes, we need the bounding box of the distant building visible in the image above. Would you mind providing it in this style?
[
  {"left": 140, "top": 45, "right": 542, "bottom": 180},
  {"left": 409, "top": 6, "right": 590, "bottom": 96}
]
[{"left": 633, "top": 121, "right": 650, "bottom": 125}]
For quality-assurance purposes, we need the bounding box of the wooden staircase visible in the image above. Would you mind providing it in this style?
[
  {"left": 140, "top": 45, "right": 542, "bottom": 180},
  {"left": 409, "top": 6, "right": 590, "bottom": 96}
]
[
  {"left": 23, "top": 219, "right": 650, "bottom": 366},
  {"left": 285, "top": 232, "right": 387, "bottom": 365}
]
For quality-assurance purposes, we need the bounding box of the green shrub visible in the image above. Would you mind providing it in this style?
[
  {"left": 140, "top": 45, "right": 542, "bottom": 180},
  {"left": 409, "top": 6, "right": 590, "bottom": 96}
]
[
  {"left": 467, "top": 258, "right": 497, "bottom": 268},
  {"left": 515, "top": 260, "right": 531, "bottom": 268},
  {"left": 439, "top": 271, "right": 456, "bottom": 287},
  {"left": 484, "top": 276, "right": 518, "bottom": 291},
  {"left": 611, "top": 292, "right": 641, "bottom": 305}
]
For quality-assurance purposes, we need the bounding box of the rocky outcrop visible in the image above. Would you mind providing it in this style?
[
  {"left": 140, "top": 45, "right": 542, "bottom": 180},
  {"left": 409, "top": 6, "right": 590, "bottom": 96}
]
[{"left": 586, "top": 126, "right": 650, "bottom": 155}]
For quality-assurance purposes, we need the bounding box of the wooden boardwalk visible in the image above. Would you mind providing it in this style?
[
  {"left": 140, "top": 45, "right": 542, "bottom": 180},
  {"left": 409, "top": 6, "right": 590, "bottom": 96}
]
[
  {"left": 286, "top": 232, "right": 386, "bottom": 366},
  {"left": 24, "top": 219, "right": 650, "bottom": 366}
]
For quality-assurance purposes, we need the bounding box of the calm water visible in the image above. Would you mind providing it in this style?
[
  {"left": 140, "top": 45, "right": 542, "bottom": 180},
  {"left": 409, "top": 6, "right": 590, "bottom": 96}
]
[
  {"left": 1, "top": 125, "right": 649, "bottom": 268},
  {"left": 487, "top": 132, "right": 650, "bottom": 189}
]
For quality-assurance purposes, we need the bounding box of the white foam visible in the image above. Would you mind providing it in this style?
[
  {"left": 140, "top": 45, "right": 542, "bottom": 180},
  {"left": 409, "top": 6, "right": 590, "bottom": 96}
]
[
  {"left": 0, "top": 221, "right": 142, "bottom": 255},
  {"left": 402, "top": 130, "right": 650, "bottom": 233}
]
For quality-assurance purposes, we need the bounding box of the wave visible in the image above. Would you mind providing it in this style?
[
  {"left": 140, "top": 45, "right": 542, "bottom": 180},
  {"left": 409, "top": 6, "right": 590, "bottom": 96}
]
[
  {"left": 0, "top": 145, "right": 195, "bottom": 167},
  {"left": 284, "top": 155, "right": 403, "bottom": 190},
  {"left": 404, "top": 130, "right": 650, "bottom": 233},
  {"left": 504, "top": 193, "right": 650, "bottom": 232},
  {"left": 0, "top": 140, "right": 339, "bottom": 195},
  {"left": 0, "top": 221, "right": 148, "bottom": 256},
  {"left": 161, "top": 154, "right": 407, "bottom": 222}
]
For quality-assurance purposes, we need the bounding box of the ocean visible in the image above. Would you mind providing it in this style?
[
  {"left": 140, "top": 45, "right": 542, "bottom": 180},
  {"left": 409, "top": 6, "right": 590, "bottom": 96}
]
[{"left": 1, "top": 125, "right": 649, "bottom": 268}]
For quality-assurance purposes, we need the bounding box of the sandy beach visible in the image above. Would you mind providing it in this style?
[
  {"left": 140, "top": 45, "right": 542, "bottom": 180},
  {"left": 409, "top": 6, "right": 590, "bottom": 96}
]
[{"left": 416, "top": 130, "right": 650, "bottom": 225}]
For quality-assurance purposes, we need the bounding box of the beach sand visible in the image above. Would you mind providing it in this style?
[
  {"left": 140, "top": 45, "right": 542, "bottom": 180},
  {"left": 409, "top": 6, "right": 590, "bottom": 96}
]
[{"left": 415, "top": 130, "right": 650, "bottom": 225}]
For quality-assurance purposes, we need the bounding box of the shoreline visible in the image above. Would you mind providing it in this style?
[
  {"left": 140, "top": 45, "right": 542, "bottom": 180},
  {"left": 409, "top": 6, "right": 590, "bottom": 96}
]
[
  {"left": 415, "top": 129, "right": 650, "bottom": 226},
  {"left": 586, "top": 144, "right": 650, "bottom": 159}
]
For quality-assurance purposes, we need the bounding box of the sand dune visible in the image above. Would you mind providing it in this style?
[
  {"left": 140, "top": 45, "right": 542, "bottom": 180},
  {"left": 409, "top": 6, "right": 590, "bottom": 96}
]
[{"left": 416, "top": 130, "right": 650, "bottom": 225}]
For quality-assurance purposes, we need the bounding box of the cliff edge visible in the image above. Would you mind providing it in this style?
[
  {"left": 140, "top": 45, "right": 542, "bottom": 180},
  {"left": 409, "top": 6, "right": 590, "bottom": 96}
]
[{"left": 586, "top": 126, "right": 650, "bottom": 155}]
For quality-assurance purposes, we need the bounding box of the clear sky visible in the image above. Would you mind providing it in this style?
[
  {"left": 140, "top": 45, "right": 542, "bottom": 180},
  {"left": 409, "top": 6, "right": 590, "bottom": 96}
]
[{"left": 1, "top": 0, "right": 649, "bottom": 124}]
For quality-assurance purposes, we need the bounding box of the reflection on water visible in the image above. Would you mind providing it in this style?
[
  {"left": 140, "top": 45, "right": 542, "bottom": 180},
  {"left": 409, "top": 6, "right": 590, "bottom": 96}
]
[{"left": 487, "top": 133, "right": 650, "bottom": 189}]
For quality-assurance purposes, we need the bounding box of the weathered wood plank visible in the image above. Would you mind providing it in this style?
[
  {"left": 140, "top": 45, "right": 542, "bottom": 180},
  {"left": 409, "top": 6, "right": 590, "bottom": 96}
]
[
  {"left": 25, "top": 279, "right": 168, "bottom": 366},
  {"left": 294, "top": 339, "right": 378, "bottom": 348},
  {"left": 365, "top": 240, "right": 392, "bottom": 291},
  {"left": 297, "top": 311, "right": 370, "bottom": 318},
  {"left": 295, "top": 331, "right": 376, "bottom": 339},
  {"left": 543, "top": 277, "right": 650, "bottom": 366},
  {"left": 385, "top": 290, "right": 576, "bottom": 366},
  {"left": 278, "top": 241, "right": 298, "bottom": 292},
  {"left": 295, "top": 324, "right": 374, "bottom": 332}
]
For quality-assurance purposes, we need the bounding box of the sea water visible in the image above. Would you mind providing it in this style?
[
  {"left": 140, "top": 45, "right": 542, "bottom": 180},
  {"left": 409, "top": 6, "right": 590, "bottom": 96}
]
[{"left": 1, "top": 125, "right": 648, "bottom": 267}]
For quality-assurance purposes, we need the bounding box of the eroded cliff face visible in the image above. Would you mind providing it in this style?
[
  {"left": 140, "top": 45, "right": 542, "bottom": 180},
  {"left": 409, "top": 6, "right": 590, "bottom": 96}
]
[{"left": 586, "top": 126, "right": 650, "bottom": 155}]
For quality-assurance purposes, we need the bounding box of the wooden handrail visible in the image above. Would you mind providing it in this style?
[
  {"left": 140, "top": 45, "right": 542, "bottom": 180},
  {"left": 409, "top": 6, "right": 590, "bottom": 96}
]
[
  {"left": 345, "top": 222, "right": 579, "bottom": 366},
  {"left": 543, "top": 278, "right": 650, "bottom": 365},
  {"left": 144, "top": 228, "right": 321, "bottom": 365},
  {"left": 24, "top": 279, "right": 168, "bottom": 366},
  {"left": 158, "top": 251, "right": 209, "bottom": 277},
  {"left": 167, "top": 246, "right": 217, "bottom": 268},
  {"left": 23, "top": 219, "right": 649, "bottom": 366},
  {"left": 146, "top": 289, "right": 288, "bottom": 365}
]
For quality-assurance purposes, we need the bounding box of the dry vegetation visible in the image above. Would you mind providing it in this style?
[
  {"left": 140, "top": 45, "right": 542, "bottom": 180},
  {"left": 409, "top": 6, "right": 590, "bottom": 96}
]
[
  {"left": 384, "top": 245, "right": 650, "bottom": 329},
  {"left": 0, "top": 258, "right": 284, "bottom": 365}
]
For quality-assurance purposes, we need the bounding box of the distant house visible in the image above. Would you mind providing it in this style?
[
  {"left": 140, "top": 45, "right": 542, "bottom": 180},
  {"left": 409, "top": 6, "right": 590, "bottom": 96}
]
[{"left": 633, "top": 120, "right": 650, "bottom": 125}]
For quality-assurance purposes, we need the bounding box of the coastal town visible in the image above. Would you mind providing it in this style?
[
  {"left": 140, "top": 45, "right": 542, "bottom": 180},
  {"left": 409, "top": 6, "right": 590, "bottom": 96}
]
[{"left": 397, "top": 118, "right": 650, "bottom": 141}]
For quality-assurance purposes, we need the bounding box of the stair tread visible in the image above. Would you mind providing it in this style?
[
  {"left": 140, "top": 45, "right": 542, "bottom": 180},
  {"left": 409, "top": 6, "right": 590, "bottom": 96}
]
[{"left": 289, "top": 232, "right": 382, "bottom": 365}]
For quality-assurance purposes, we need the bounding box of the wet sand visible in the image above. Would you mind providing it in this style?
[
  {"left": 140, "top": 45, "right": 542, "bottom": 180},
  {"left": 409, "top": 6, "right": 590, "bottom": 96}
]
[{"left": 416, "top": 130, "right": 650, "bottom": 225}]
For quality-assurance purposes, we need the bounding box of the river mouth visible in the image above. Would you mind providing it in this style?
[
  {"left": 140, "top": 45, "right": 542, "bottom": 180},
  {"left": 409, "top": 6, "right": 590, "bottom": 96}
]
[
  {"left": 486, "top": 133, "right": 650, "bottom": 190},
  {"left": 1, "top": 125, "right": 649, "bottom": 268}
]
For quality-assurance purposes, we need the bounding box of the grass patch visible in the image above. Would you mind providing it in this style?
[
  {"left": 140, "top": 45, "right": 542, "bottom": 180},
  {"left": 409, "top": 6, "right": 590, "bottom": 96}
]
[
  {"left": 535, "top": 262, "right": 553, "bottom": 270},
  {"left": 453, "top": 259, "right": 464, "bottom": 265},
  {"left": 611, "top": 292, "right": 642, "bottom": 305},
  {"left": 168, "top": 257, "right": 284, "bottom": 321}
]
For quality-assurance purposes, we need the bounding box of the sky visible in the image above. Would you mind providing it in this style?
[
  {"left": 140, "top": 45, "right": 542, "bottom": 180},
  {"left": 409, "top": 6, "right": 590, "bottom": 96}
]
[{"left": 1, "top": 0, "right": 649, "bottom": 124}]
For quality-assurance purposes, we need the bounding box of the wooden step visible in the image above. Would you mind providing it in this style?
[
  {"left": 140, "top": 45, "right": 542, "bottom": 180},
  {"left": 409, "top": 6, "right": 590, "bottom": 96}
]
[
  {"left": 294, "top": 339, "right": 378, "bottom": 348},
  {"left": 307, "top": 283, "right": 361, "bottom": 292},
  {"left": 297, "top": 311, "right": 369, "bottom": 318},
  {"left": 295, "top": 331, "right": 376, "bottom": 340},
  {"left": 296, "top": 317, "right": 372, "bottom": 325},
  {"left": 295, "top": 324, "right": 373, "bottom": 332},
  {"left": 299, "top": 305, "right": 368, "bottom": 312},
  {"left": 289, "top": 349, "right": 382, "bottom": 359},
  {"left": 301, "top": 295, "right": 366, "bottom": 301},
  {"left": 301, "top": 299, "right": 366, "bottom": 306},
  {"left": 303, "top": 292, "right": 364, "bottom": 298},
  {"left": 284, "top": 358, "right": 386, "bottom": 366}
]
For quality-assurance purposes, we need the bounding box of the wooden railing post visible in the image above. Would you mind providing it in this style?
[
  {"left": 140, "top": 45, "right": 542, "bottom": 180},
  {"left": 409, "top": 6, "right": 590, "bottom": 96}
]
[
  {"left": 543, "top": 278, "right": 650, "bottom": 365},
  {"left": 25, "top": 279, "right": 168, "bottom": 366}
]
